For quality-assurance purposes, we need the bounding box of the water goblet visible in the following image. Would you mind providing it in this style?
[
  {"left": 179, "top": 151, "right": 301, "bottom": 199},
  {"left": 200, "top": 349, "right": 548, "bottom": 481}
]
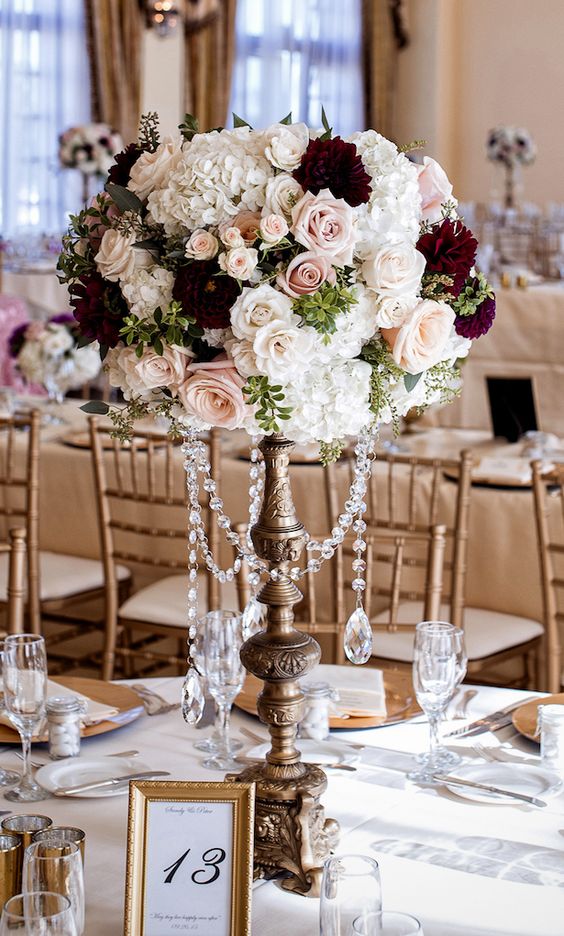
[
  {"left": 320, "top": 854, "right": 382, "bottom": 935},
  {"left": 192, "top": 621, "right": 242, "bottom": 756},
  {"left": 0, "top": 892, "right": 78, "bottom": 935},
  {"left": 352, "top": 911, "right": 424, "bottom": 935},
  {"left": 408, "top": 621, "right": 462, "bottom": 784},
  {"left": 23, "top": 841, "right": 84, "bottom": 935},
  {"left": 201, "top": 611, "right": 245, "bottom": 771},
  {"left": 3, "top": 634, "right": 49, "bottom": 802},
  {"left": 0, "top": 640, "right": 23, "bottom": 787}
]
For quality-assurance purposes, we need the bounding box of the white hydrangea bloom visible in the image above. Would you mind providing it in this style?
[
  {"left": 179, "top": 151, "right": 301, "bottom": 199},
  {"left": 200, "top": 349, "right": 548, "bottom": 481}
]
[
  {"left": 122, "top": 266, "right": 175, "bottom": 320},
  {"left": 348, "top": 130, "right": 422, "bottom": 258},
  {"left": 281, "top": 359, "right": 373, "bottom": 443},
  {"left": 311, "top": 283, "right": 377, "bottom": 364},
  {"left": 202, "top": 328, "right": 232, "bottom": 349}
]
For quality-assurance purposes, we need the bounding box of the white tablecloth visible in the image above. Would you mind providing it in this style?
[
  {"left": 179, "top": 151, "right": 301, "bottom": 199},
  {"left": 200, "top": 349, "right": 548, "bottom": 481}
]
[{"left": 0, "top": 678, "right": 561, "bottom": 936}]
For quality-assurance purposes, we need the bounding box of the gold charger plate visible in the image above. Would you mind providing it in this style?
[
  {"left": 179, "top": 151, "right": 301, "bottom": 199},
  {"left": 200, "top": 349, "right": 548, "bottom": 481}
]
[
  {"left": 512, "top": 692, "right": 564, "bottom": 742},
  {"left": 0, "top": 676, "right": 143, "bottom": 744},
  {"left": 235, "top": 668, "right": 420, "bottom": 729},
  {"left": 61, "top": 432, "right": 167, "bottom": 450}
]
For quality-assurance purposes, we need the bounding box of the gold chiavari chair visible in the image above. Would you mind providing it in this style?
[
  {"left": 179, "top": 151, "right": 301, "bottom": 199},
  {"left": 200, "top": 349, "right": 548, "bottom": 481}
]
[
  {"left": 1, "top": 527, "right": 27, "bottom": 635},
  {"left": 90, "top": 419, "right": 237, "bottom": 679},
  {"left": 329, "top": 449, "right": 543, "bottom": 686},
  {"left": 532, "top": 461, "right": 564, "bottom": 692}
]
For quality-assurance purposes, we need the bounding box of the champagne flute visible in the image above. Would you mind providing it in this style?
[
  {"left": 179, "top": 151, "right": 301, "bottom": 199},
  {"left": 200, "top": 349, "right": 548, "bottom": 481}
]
[
  {"left": 0, "top": 892, "right": 77, "bottom": 935},
  {"left": 23, "top": 841, "right": 84, "bottom": 935},
  {"left": 201, "top": 611, "right": 245, "bottom": 771},
  {"left": 0, "top": 640, "right": 23, "bottom": 787},
  {"left": 320, "top": 854, "right": 382, "bottom": 935},
  {"left": 352, "top": 911, "right": 424, "bottom": 935},
  {"left": 408, "top": 622, "right": 461, "bottom": 784},
  {"left": 192, "top": 621, "right": 242, "bottom": 756},
  {"left": 3, "top": 634, "right": 48, "bottom": 802}
]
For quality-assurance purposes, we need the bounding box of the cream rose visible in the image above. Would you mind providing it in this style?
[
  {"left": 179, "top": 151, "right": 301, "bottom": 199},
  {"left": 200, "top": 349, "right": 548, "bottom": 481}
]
[
  {"left": 224, "top": 338, "right": 260, "bottom": 377},
  {"left": 381, "top": 299, "right": 455, "bottom": 374},
  {"left": 263, "top": 173, "right": 303, "bottom": 218},
  {"left": 128, "top": 135, "right": 183, "bottom": 201},
  {"left": 362, "top": 242, "right": 425, "bottom": 297},
  {"left": 276, "top": 251, "right": 336, "bottom": 298},
  {"left": 264, "top": 122, "right": 309, "bottom": 171},
  {"left": 252, "top": 319, "right": 315, "bottom": 383},
  {"left": 259, "top": 213, "right": 289, "bottom": 246},
  {"left": 218, "top": 246, "right": 258, "bottom": 280},
  {"left": 185, "top": 229, "right": 219, "bottom": 260},
  {"left": 230, "top": 284, "right": 294, "bottom": 340},
  {"left": 179, "top": 356, "right": 248, "bottom": 430},
  {"left": 374, "top": 295, "right": 417, "bottom": 329},
  {"left": 219, "top": 226, "right": 245, "bottom": 249},
  {"left": 107, "top": 345, "right": 190, "bottom": 399},
  {"left": 95, "top": 229, "right": 151, "bottom": 282},
  {"left": 416, "top": 156, "right": 455, "bottom": 223},
  {"left": 291, "top": 189, "right": 355, "bottom": 266}
]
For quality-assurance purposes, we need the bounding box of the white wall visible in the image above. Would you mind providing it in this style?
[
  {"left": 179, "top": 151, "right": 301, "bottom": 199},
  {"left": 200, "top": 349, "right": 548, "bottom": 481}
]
[{"left": 140, "top": 28, "right": 184, "bottom": 137}]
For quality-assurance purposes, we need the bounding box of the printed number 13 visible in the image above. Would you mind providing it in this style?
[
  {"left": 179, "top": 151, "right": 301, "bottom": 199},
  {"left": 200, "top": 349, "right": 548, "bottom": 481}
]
[{"left": 163, "top": 847, "right": 226, "bottom": 885}]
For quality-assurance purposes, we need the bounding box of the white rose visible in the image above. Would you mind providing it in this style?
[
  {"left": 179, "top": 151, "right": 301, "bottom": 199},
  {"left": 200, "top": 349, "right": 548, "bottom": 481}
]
[
  {"left": 259, "top": 213, "right": 289, "bottom": 246},
  {"left": 219, "top": 226, "right": 245, "bottom": 249},
  {"left": 374, "top": 294, "right": 418, "bottom": 329},
  {"left": 381, "top": 299, "right": 455, "bottom": 374},
  {"left": 252, "top": 319, "right": 314, "bottom": 383},
  {"left": 263, "top": 173, "right": 304, "bottom": 218},
  {"left": 128, "top": 135, "right": 183, "bottom": 201},
  {"left": 264, "top": 122, "right": 309, "bottom": 171},
  {"left": 185, "top": 229, "right": 219, "bottom": 260},
  {"left": 230, "top": 284, "right": 294, "bottom": 340},
  {"left": 218, "top": 246, "right": 258, "bottom": 280},
  {"left": 224, "top": 338, "right": 260, "bottom": 377},
  {"left": 95, "top": 229, "right": 151, "bottom": 282},
  {"left": 363, "top": 242, "right": 425, "bottom": 298}
]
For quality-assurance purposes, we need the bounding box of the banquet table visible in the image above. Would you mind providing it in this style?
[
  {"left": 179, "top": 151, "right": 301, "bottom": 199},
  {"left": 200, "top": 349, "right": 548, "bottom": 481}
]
[
  {"left": 2, "top": 264, "right": 70, "bottom": 319},
  {"left": 0, "top": 677, "right": 561, "bottom": 936}
]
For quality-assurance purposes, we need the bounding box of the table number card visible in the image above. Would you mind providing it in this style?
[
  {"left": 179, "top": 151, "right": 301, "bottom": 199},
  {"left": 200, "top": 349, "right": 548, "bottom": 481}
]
[{"left": 124, "top": 781, "right": 255, "bottom": 936}]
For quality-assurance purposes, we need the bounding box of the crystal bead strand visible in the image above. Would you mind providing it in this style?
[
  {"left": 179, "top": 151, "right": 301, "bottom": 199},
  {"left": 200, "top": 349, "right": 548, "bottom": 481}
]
[
  {"left": 181, "top": 433, "right": 205, "bottom": 725},
  {"left": 242, "top": 438, "right": 266, "bottom": 637}
]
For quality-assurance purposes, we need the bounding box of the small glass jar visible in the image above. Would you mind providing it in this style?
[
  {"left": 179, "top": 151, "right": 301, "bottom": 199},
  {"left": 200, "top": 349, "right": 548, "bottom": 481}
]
[
  {"left": 298, "top": 682, "right": 338, "bottom": 742},
  {"left": 538, "top": 704, "right": 564, "bottom": 775},
  {"left": 45, "top": 696, "right": 84, "bottom": 760}
]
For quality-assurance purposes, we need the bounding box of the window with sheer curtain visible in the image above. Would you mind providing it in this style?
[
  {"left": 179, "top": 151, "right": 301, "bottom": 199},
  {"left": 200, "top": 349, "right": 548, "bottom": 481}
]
[
  {"left": 229, "top": 0, "right": 365, "bottom": 137},
  {"left": 0, "top": 0, "right": 91, "bottom": 238}
]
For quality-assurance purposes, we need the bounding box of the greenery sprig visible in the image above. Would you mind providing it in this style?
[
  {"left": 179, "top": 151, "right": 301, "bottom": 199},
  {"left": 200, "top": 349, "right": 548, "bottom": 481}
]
[
  {"left": 319, "top": 440, "right": 344, "bottom": 466},
  {"left": 138, "top": 112, "right": 160, "bottom": 153},
  {"left": 242, "top": 376, "right": 292, "bottom": 432},
  {"left": 293, "top": 282, "right": 356, "bottom": 341},
  {"left": 421, "top": 272, "right": 456, "bottom": 303},
  {"left": 453, "top": 272, "right": 494, "bottom": 318},
  {"left": 179, "top": 113, "right": 199, "bottom": 142},
  {"left": 81, "top": 397, "right": 183, "bottom": 442},
  {"left": 119, "top": 300, "right": 202, "bottom": 358},
  {"left": 398, "top": 139, "right": 426, "bottom": 153}
]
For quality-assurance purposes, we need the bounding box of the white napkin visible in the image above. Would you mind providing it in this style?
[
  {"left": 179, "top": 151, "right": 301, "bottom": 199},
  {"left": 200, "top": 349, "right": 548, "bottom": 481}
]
[
  {"left": 0, "top": 680, "right": 119, "bottom": 737},
  {"left": 473, "top": 456, "right": 540, "bottom": 485},
  {"left": 302, "top": 665, "right": 387, "bottom": 717}
]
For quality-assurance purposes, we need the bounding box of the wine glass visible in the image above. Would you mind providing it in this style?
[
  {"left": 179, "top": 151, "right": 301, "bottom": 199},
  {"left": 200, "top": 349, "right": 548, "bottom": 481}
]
[
  {"left": 0, "top": 892, "right": 78, "bottom": 935},
  {"left": 3, "top": 634, "right": 49, "bottom": 802},
  {"left": 352, "top": 911, "right": 424, "bottom": 935},
  {"left": 201, "top": 611, "right": 245, "bottom": 771},
  {"left": 408, "top": 621, "right": 462, "bottom": 784},
  {"left": 23, "top": 841, "right": 84, "bottom": 935},
  {"left": 192, "top": 619, "right": 242, "bottom": 757},
  {"left": 320, "top": 854, "right": 382, "bottom": 935},
  {"left": 0, "top": 641, "right": 23, "bottom": 787}
]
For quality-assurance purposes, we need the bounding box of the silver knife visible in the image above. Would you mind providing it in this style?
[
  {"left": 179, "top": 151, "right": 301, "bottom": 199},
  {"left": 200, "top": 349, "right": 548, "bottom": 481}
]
[
  {"left": 433, "top": 773, "right": 547, "bottom": 808},
  {"left": 53, "top": 770, "right": 170, "bottom": 796},
  {"left": 444, "top": 696, "right": 538, "bottom": 738}
]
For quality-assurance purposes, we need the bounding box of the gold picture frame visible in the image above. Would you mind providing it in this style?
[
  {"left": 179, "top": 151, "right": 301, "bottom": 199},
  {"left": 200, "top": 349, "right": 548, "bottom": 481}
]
[{"left": 124, "top": 780, "right": 255, "bottom": 936}]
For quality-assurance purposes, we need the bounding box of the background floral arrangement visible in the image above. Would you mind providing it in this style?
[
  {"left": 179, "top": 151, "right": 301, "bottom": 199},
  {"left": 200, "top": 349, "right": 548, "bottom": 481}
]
[
  {"left": 486, "top": 126, "right": 536, "bottom": 168},
  {"left": 58, "top": 111, "right": 495, "bottom": 459},
  {"left": 59, "top": 123, "right": 124, "bottom": 177},
  {"left": 9, "top": 314, "right": 101, "bottom": 394}
]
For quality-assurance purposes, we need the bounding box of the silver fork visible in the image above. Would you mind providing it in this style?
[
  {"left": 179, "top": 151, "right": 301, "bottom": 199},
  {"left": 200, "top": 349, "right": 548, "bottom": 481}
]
[
  {"left": 451, "top": 689, "right": 478, "bottom": 720},
  {"left": 472, "top": 741, "right": 540, "bottom": 766},
  {"left": 131, "top": 684, "right": 181, "bottom": 716}
]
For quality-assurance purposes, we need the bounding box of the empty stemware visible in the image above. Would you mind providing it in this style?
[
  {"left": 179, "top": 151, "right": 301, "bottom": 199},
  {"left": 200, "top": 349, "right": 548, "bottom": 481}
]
[
  {"left": 0, "top": 641, "right": 23, "bottom": 787},
  {"left": 201, "top": 611, "right": 245, "bottom": 771},
  {"left": 320, "top": 854, "right": 382, "bottom": 935},
  {"left": 2, "top": 634, "right": 49, "bottom": 802},
  {"left": 0, "top": 892, "right": 78, "bottom": 935},
  {"left": 23, "top": 841, "right": 84, "bottom": 935},
  {"left": 352, "top": 910, "right": 424, "bottom": 935},
  {"left": 192, "top": 622, "right": 242, "bottom": 756}
]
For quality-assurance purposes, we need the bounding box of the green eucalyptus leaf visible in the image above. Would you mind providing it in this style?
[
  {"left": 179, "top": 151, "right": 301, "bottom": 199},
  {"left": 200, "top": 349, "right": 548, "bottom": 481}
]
[
  {"left": 404, "top": 372, "right": 423, "bottom": 392},
  {"left": 105, "top": 183, "right": 144, "bottom": 215},
  {"left": 232, "top": 113, "right": 251, "bottom": 129},
  {"left": 80, "top": 400, "right": 110, "bottom": 416},
  {"left": 280, "top": 112, "right": 292, "bottom": 125}
]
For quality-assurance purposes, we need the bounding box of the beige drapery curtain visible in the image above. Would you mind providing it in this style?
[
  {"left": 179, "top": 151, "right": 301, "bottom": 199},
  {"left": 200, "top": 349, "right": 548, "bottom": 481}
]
[
  {"left": 362, "top": 0, "right": 409, "bottom": 139},
  {"left": 84, "top": 0, "right": 144, "bottom": 145},
  {"left": 183, "top": 0, "right": 238, "bottom": 131}
]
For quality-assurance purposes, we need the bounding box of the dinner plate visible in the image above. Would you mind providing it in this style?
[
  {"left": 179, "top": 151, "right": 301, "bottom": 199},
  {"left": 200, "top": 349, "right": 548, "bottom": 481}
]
[
  {"left": 245, "top": 738, "right": 358, "bottom": 766},
  {"left": 443, "top": 763, "right": 562, "bottom": 805},
  {"left": 35, "top": 755, "right": 151, "bottom": 798},
  {"left": 512, "top": 693, "right": 564, "bottom": 741}
]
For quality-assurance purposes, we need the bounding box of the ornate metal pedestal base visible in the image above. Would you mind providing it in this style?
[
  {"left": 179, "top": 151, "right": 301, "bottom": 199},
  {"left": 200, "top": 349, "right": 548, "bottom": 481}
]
[{"left": 226, "top": 434, "right": 339, "bottom": 896}]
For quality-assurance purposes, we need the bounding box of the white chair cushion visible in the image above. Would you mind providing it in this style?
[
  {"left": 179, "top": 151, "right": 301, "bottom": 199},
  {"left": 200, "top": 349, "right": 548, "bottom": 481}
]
[
  {"left": 372, "top": 601, "right": 543, "bottom": 663},
  {"left": 119, "top": 574, "right": 239, "bottom": 628},
  {"left": 0, "top": 550, "right": 130, "bottom": 602}
]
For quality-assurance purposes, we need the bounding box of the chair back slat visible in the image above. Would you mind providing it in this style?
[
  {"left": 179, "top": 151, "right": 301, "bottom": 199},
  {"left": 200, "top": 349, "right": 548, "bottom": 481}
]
[{"left": 532, "top": 460, "right": 564, "bottom": 691}]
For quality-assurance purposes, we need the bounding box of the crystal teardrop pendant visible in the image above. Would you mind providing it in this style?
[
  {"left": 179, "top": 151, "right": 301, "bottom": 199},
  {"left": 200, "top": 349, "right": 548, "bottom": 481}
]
[
  {"left": 181, "top": 667, "right": 205, "bottom": 725},
  {"left": 242, "top": 596, "right": 266, "bottom": 639},
  {"left": 343, "top": 607, "right": 373, "bottom": 665}
]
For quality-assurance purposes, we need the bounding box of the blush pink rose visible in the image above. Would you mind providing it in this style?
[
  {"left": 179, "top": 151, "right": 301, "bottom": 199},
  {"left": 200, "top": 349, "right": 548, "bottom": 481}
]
[
  {"left": 232, "top": 210, "right": 262, "bottom": 245},
  {"left": 381, "top": 299, "right": 455, "bottom": 375},
  {"left": 290, "top": 188, "right": 355, "bottom": 266},
  {"left": 259, "top": 213, "right": 289, "bottom": 245},
  {"left": 185, "top": 229, "right": 219, "bottom": 260},
  {"left": 416, "top": 157, "right": 455, "bottom": 223},
  {"left": 179, "top": 355, "right": 249, "bottom": 430},
  {"left": 276, "top": 251, "right": 337, "bottom": 298}
]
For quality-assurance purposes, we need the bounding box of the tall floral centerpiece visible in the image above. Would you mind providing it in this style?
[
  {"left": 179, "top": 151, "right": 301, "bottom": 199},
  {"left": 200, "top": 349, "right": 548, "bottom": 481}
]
[
  {"left": 59, "top": 123, "right": 123, "bottom": 205},
  {"left": 59, "top": 112, "right": 495, "bottom": 893},
  {"left": 486, "top": 126, "right": 536, "bottom": 210}
]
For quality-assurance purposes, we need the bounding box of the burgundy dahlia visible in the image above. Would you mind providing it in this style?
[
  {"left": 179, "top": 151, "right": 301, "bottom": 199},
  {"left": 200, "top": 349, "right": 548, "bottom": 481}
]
[
  {"left": 293, "top": 137, "right": 372, "bottom": 207},
  {"left": 107, "top": 143, "right": 144, "bottom": 187},
  {"left": 417, "top": 218, "right": 478, "bottom": 287},
  {"left": 69, "top": 272, "right": 127, "bottom": 348},
  {"left": 455, "top": 296, "right": 496, "bottom": 339},
  {"left": 172, "top": 261, "right": 240, "bottom": 330}
]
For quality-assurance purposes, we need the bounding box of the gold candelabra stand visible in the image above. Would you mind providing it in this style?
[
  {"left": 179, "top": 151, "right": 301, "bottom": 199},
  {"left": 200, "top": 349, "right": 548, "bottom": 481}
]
[{"left": 226, "top": 433, "right": 339, "bottom": 895}]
